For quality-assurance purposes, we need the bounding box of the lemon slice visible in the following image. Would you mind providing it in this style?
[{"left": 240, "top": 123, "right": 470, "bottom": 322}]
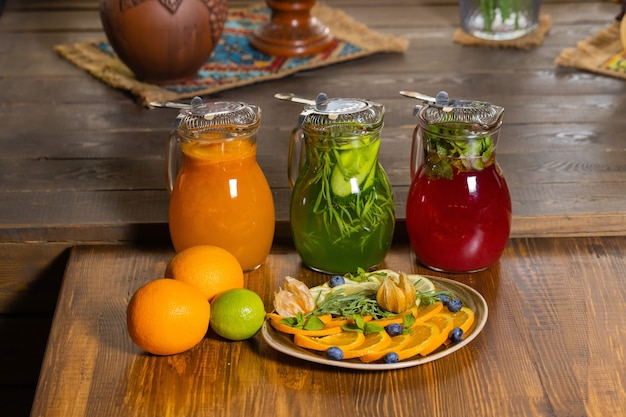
[
  {"left": 310, "top": 280, "right": 379, "bottom": 305},
  {"left": 408, "top": 275, "right": 436, "bottom": 294},
  {"left": 366, "top": 269, "right": 436, "bottom": 294},
  {"left": 330, "top": 139, "right": 380, "bottom": 197},
  {"left": 311, "top": 270, "right": 436, "bottom": 308}
]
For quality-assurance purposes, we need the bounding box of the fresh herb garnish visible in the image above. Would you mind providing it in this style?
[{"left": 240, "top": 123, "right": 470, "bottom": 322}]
[
  {"left": 344, "top": 267, "right": 388, "bottom": 282},
  {"left": 479, "top": 0, "right": 526, "bottom": 32},
  {"left": 312, "top": 289, "right": 393, "bottom": 320},
  {"left": 308, "top": 135, "right": 395, "bottom": 248},
  {"left": 402, "top": 314, "right": 416, "bottom": 334},
  {"left": 341, "top": 315, "right": 384, "bottom": 335},
  {"left": 280, "top": 312, "right": 325, "bottom": 330},
  {"left": 423, "top": 123, "right": 495, "bottom": 179},
  {"left": 416, "top": 290, "right": 452, "bottom": 306}
]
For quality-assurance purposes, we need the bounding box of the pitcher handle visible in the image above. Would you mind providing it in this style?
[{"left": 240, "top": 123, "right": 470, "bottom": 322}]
[
  {"left": 288, "top": 128, "right": 305, "bottom": 189},
  {"left": 410, "top": 124, "right": 424, "bottom": 179},
  {"left": 166, "top": 130, "right": 181, "bottom": 192}
]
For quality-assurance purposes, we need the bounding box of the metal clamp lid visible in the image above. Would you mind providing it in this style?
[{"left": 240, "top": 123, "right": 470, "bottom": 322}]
[
  {"left": 297, "top": 93, "right": 384, "bottom": 131},
  {"left": 174, "top": 96, "right": 260, "bottom": 137},
  {"left": 401, "top": 90, "right": 504, "bottom": 131}
]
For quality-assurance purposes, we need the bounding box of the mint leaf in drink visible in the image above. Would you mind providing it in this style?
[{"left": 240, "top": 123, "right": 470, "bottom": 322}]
[{"left": 423, "top": 123, "right": 495, "bottom": 179}]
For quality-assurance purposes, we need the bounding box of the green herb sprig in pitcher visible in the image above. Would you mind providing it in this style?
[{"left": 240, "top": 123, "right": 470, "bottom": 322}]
[{"left": 287, "top": 95, "right": 395, "bottom": 274}]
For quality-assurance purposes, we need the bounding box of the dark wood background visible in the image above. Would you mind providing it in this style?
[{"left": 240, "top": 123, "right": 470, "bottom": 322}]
[{"left": 1, "top": 0, "right": 625, "bottom": 415}]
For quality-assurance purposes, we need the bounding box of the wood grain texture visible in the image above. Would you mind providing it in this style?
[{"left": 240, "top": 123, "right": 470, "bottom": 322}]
[
  {"left": 31, "top": 237, "right": 626, "bottom": 417},
  {"left": 0, "top": 243, "right": 71, "bottom": 417},
  {"left": 2, "top": 1, "right": 626, "bottom": 414}
]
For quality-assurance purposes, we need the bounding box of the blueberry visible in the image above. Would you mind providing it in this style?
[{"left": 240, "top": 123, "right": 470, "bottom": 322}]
[
  {"left": 326, "top": 347, "right": 344, "bottom": 360},
  {"left": 438, "top": 294, "right": 450, "bottom": 305},
  {"left": 383, "top": 352, "right": 399, "bottom": 364},
  {"left": 447, "top": 298, "right": 463, "bottom": 313},
  {"left": 385, "top": 323, "right": 403, "bottom": 337},
  {"left": 329, "top": 275, "right": 345, "bottom": 287},
  {"left": 449, "top": 327, "right": 464, "bottom": 343}
]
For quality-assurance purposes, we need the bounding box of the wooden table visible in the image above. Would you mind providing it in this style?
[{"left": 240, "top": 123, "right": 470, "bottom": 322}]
[
  {"left": 1, "top": 0, "right": 626, "bottom": 415},
  {"left": 30, "top": 237, "right": 626, "bottom": 417}
]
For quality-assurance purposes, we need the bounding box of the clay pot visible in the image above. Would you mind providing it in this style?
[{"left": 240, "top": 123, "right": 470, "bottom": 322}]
[{"left": 99, "top": 0, "right": 228, "bottom": 85}]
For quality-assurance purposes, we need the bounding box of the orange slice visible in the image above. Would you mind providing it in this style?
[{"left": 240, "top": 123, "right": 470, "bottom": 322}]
[
  {"left": 450, "top": 307, "right": 475, "bottom": 334},
  {"left": 322, "top": 315, "right": 374, "bottom": 328},
  {"left": 359, "top": 333, "right": 413, "bottom": 363},
  {"left": 413, "top": 301, "right": 444, "bottom": 324},
  {"left": 293, "top": 331, "right": 366, "bottom": 351},
  {"left": 396, "top": 322, "right": 439, "bottom": 361},
  {"left": 342, "top": 331, "right": 393, "bottom": 359},
  {"left": 316, "top": 314, "right": 333, "bottom": 324},
  {"left": 369, "top": 307, "right": 418, "bottom": 327},
  {"left": 419, "top": 312, "right": 454, "bottom": 356},
  {"left": 267, "top": 314, "right": 342, "bottom": 337}
]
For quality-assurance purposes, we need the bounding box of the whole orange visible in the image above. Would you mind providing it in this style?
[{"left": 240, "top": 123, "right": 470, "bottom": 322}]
[
  {"left": 165, "top": 245, "right": 244, "bottom": 301},
  {"left": 127, "top": 278, "right": 210, "bottom": 355}
]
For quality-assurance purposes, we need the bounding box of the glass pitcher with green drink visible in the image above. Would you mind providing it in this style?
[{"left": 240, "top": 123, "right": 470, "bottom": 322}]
[{"left": 287, "top": 93, "right": 395, "bottom": 274}]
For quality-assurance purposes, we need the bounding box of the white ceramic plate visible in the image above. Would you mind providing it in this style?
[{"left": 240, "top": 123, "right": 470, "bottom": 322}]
[{"left": 262, "top": 276, "right": 488, "bottom": 370}]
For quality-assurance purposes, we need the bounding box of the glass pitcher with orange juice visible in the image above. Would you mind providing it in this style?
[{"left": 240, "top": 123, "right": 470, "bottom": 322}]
[{"left": 166, "top": 97, "right": 275, "bottom": 271}]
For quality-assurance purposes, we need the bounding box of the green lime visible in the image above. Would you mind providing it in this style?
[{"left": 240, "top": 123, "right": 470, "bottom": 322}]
[
  {"left": 330, "top": 138, "right": 380, "bottom": 197},
  {"left": 209, "top": 288, "right": 266, "bottom": 341}
]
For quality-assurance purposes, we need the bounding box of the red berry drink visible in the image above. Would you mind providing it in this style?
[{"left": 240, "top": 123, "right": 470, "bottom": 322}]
[{"left": 406, "top": 163, "right": 511, "bottom": 272}]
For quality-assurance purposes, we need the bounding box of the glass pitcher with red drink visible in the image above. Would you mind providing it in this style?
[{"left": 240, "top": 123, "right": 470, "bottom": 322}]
[{"left": 403, "top": 91, "right": 512, "bottom": 273}]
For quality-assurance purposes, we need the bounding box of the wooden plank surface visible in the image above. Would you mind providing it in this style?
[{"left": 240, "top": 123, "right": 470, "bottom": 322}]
[
  {"left": 1, "top": 0, "right": 625, "bottom": 244},
  {"left": 30, "top": 236, "right": 626, "bottom": 417},
  {"left": 2, "top": 1, "right": 625, "bottom": 416}
]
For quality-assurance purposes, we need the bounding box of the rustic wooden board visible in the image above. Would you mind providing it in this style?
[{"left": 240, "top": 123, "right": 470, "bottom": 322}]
[
  {"left": 2, "top": 2, "right": 626, "bottom": 414},
  {"left": 30, "top": 237, "right": 626, "bottom": 417}
]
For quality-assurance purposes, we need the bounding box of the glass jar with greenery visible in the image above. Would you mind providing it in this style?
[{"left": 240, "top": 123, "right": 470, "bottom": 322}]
[{"left": 459, "top": 0, "right": 541, "bottom": 41}]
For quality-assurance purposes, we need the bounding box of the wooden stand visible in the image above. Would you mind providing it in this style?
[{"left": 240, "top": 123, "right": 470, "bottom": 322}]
[{"left": 249, "top": 0, "right": 333, "bottom": 57}]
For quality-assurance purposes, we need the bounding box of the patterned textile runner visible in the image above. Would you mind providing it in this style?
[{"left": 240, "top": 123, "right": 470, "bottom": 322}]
[{"left": 55, "top": 3, "right": 408, "bottom": 107}]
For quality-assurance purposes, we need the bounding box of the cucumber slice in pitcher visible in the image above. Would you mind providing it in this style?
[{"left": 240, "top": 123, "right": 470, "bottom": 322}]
[{"left": 330, "top": 139, "right": 380, "bottom": 197}]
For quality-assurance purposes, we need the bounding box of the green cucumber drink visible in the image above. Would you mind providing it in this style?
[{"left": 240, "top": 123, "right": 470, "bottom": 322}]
[{"left": 288, "top": 97, "right": 395, "bottom": 274}]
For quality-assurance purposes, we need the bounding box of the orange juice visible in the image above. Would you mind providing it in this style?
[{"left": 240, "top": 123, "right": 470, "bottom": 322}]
[{"left": 168, "top": 137, "right": 275, "bottom": 271}]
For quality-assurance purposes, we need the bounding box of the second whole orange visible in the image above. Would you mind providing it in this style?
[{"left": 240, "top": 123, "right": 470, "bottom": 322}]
[{"left": 165, "top": 245, "right": 244, "bottom": 301}]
